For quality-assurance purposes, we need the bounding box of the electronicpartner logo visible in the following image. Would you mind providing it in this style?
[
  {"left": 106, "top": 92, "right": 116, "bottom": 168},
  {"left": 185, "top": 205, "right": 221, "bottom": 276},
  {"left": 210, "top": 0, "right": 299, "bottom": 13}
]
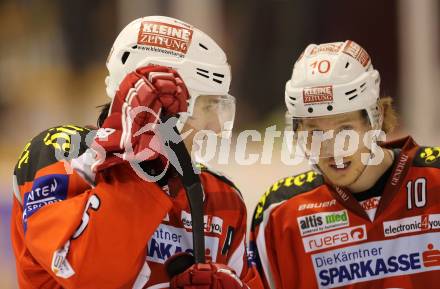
[
  {"left": 311, "top": 232, "right": 440, "bottom": 289},
  {"left": 298, "top": 209, "right": 350, "bottom": 237},
  {"left": 383, "top": 214, "right": 440, "bottom": 237},
  {"left": 181, "top": 211, "right": 224, "bottom": 235}
]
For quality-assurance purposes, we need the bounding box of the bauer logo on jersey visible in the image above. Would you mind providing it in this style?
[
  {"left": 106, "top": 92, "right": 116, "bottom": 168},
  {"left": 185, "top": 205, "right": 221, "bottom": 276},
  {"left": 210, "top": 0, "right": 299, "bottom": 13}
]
[
  {"left": 147, "top": 224, "right": 219, "bottom": 264},
  {"left": 297, "top": 209, "right": 349, "bottom": 237},
  {"left": 137, "top": 21, "right": 193, "bottom": 56},
  {"left": 303, "top": 86, "right": 333, "bottom": 104},
  {"left": 298, "top": 199, "right": 336, "bottom": 211},
  {"left": 311, "top": 232, "right": 440, "bottom": 289},
  {"left": 302, "top": 225, "right": 367, "bottom": 253},
  {"left": 181, "top": 211, "right": 223, "bottom": 235},
  {"left": 383, "top": 214, "right": 440, "bottom": 237},
  {"left": 22, "top": 174, "right": 68, "bottom": 231}
]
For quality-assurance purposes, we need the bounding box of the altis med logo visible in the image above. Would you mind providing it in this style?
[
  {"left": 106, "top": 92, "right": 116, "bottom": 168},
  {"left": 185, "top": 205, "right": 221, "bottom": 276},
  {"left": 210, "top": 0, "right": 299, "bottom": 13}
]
[
  {"left": 311, "top": 231, "right": 440, "bottom": 289},
  {"left": 147, "top": 224, "right": 219, "bottom": 264},
  {"left": 298, "top": 209, "right": 350, "bottom": 237}
]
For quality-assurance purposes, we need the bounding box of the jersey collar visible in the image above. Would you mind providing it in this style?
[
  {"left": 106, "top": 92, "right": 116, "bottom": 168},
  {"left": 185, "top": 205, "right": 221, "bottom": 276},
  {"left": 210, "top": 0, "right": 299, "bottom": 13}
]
[{"left": 329, "top": 136, "right": 419, "bottom": 221}]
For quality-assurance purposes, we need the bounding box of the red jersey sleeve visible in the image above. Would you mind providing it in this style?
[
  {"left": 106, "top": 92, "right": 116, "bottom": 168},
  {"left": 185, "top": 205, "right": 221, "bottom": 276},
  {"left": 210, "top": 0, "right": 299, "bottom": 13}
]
[
  {"left": 11, "top": 125, "right": 173, "bottom": 289},
  {"left": 249, "top": 194, "right": 283, "bottom": 289},
  {"left": 250, "top": 170, "right": 323, "bottom": 289}
]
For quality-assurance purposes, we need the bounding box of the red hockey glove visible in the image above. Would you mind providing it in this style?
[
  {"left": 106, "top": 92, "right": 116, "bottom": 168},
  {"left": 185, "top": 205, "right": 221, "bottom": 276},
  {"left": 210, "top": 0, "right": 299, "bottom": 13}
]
[
  {"left": 170, "top": 262, "right": 248, "bottom": 289},
  {"left": 92, "top": 65, "right": 189, "bottom": 172}
]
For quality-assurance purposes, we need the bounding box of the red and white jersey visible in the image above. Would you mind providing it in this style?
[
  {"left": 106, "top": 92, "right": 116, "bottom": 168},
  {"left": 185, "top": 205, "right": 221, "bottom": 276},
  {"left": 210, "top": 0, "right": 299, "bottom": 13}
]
[
  {"left": 250, "top": 136, "right": 440, "bottom": 289},
  {"left": 11, "top": 125, "right": 262, "bottom": 289}
]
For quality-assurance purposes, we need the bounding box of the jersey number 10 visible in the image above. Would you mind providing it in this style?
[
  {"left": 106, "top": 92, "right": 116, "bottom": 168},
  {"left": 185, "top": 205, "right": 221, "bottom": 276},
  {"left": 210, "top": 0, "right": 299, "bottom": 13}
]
[{"left": 406, "top": 178, "right": 427, "bottom": 210}]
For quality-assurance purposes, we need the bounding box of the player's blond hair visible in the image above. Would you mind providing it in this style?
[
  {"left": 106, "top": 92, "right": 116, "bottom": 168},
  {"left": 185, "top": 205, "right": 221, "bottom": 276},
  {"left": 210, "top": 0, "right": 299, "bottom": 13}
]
[{"left": 379, "top": 96, "right": 398, "bottom": 134}]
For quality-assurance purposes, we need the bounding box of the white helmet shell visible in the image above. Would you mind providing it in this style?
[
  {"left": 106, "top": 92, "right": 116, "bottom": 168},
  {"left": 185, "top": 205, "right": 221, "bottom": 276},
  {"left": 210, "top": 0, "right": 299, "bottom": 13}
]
[
  {"left": 105, "top": 16, "right": 231, "bottom": 116},
  {"left": 285, "top": 40, "right": 382, "bottom": 129}
]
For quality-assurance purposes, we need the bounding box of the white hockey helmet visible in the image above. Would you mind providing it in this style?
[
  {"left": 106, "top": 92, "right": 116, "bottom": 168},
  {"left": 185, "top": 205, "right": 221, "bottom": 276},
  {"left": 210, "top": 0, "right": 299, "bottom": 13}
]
[
  {"left": 105, "top": 16, "right": 232, "bottom": 120},
  {"left": 285, "top": 40, "right": 382, "bottom": 130}
]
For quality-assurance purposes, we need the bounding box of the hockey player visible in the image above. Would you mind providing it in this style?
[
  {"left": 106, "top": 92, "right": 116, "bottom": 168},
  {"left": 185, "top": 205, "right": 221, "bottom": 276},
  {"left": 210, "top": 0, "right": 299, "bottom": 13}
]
[
  {"left": 251, "top": 40, "right": 440, "bottom": 289},
  {"left": 11, "top": 16, "right": 262, "bottom": 289}
]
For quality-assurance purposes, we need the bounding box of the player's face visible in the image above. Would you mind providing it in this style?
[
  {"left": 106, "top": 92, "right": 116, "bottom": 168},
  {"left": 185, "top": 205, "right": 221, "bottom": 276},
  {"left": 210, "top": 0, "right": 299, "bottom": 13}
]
[
  {"left": 298, "top": 111, "right": 372, "bottom": 187},
  {"left": 184, "top": 95, "right": 235, "bottom": 134},
  {"left": 188, "top": 95, "right": 222, "bottom": 133},
  {"left": 181, "top": 95, "right": 235, "bottom": 154}
]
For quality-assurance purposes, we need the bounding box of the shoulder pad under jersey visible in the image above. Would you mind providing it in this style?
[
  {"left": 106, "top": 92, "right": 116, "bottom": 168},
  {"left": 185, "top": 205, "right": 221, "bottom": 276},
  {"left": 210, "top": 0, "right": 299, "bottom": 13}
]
[
  {"left": 252, "top": 170, "right": 324, "bottom": 227},
  {"left": 413, "top": 146, "right": 440, "bottom": 169},
  {"left": 196, "top": 163, "right": 242, "bottom": 197},
  {"left": 14, "top": 125, "right": 93, "bottom": 186}
]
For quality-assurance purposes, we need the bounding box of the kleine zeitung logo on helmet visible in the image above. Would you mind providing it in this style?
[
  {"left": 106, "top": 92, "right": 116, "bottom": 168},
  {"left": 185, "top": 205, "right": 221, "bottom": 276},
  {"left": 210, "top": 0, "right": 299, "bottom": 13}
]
[
  {"left": 137, "top": 21, "right": 194, "bottom": 55},
  {"left": 303, "top": 85, "right": 334, "bottom": 104}
]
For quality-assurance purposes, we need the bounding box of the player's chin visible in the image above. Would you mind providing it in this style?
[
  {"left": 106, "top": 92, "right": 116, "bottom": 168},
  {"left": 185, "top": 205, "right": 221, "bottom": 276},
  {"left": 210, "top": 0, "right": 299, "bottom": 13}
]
[{"left": 321, "top": 166, "right": 360, "bottom": 187}]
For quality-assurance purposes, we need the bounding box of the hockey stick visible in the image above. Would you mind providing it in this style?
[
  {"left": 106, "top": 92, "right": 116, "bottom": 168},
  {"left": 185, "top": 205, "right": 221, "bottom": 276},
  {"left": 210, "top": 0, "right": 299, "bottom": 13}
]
[
  {"left": 156, "top": 116, "right": 205, "bottom": 277},
  {"left": 168, "top": 128, "right": 206, "bottom": 264}
]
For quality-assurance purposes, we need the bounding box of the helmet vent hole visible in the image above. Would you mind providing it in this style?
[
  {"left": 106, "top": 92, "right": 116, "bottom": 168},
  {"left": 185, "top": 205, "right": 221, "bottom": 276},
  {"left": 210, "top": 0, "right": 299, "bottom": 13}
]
[
  {"left": 196, "top": 68, "right": 210, "bottom": 78},
  {"left": 121, "top": 51, "right": 130, "bottom": 64},
  {"left": 327, "top": 105, "right": 333, "bottom": 111},
  {"left": 213, "top": 72, "right": 224, "bottom": 84},
  {"left": 345, "top": 62, "right": 350, "bottom": 69},
  {"left": 345, "top": 89, "right": 357, "bottom": 96},
  {"left": 199, "top": 43, "right": 208, "bottom": 50},
  {"left": 360, "top": 82, "right": 367, "bottom": 93},
  {"left": 308, "top": 107, "right": 314, "bottom": 113},
  {"left": 348, "top": 94, "right": 358, "bottom": 101},
  {"left": 196, "top": 68, "right": 209, "bottom": 73},
  {"left": 196, "top": 72, "right": 209, "bottom": 78},
  {"left": 289, "top": 96, "right": 296, "bottom": 101}
]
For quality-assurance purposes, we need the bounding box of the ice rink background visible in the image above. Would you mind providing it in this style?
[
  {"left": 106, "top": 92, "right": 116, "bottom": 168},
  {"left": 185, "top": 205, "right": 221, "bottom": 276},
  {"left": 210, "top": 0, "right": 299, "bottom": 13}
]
[{"left": 0, "top": 0, "right": 439, "bottom": 287}]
